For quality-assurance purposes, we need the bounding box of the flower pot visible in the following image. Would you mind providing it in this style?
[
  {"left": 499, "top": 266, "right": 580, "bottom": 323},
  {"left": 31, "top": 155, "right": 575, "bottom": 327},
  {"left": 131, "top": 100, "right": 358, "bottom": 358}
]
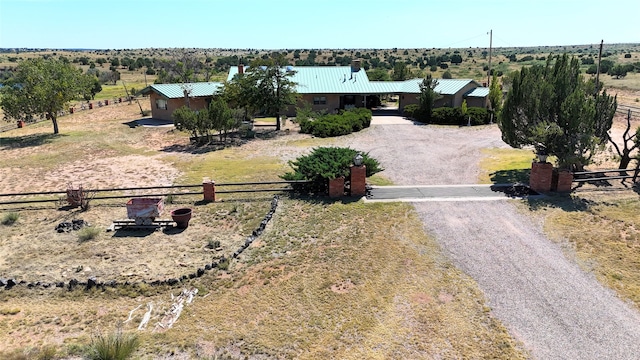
[{"left": 171, "top": 208, "right": 193, "bottom": 229}]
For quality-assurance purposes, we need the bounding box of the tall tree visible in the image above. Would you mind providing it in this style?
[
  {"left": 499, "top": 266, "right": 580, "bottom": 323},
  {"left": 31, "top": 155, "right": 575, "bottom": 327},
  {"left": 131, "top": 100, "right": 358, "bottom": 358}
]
[
  {"left": 246, "top": 55, "right": 298, "bottom": 131},
  {"left": 488, "top": 73, "right": 502, "bottom": 120},
  {"left": 498, "top": 54, "right": 617, "bottom": 171},
  {"left": 417, "top": 74, "right": 441, "bottom": 122},
  {"left": 0, "top": 58, "right": 91, "bottom": 134}
]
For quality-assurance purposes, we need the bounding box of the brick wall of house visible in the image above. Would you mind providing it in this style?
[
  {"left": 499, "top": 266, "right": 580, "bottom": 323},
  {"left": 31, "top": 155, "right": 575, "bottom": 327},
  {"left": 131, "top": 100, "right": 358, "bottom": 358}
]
[{"left": 149, "top": 93, "right": 210, "bottom": 121}]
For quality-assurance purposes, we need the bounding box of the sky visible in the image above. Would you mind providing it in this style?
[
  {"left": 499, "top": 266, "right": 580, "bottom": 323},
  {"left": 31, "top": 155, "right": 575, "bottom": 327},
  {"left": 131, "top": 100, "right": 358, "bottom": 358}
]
[{"left": 0, "top": 0, "right": 638, "bottom": 50}]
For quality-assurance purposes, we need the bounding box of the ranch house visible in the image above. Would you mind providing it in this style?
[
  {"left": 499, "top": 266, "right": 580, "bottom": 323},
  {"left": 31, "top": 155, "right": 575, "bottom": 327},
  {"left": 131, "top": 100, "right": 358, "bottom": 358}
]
[
  {"left": 139, "top": 82, "right": 223, "bottom": 121},
  {"left": 140, "top": 60, "right": 489, "bottom": 121}
]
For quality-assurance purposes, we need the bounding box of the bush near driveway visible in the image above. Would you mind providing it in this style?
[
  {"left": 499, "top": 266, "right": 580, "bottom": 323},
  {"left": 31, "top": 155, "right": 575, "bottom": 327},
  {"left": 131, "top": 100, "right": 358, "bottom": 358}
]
[{"left": 298, "top": 108, "right": 372, "bottom": 138}]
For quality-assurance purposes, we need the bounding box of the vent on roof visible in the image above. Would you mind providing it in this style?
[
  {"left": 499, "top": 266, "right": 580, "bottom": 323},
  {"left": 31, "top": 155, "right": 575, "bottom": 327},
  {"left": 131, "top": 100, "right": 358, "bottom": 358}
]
[{"left": 286, "top": 66, "right": 294, "bottom": 72}]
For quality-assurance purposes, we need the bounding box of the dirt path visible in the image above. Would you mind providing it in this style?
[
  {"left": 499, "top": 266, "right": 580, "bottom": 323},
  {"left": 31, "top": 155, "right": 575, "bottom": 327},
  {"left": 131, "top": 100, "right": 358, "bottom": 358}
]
[{"left": 340, "top": 116, "right": 640, "bottom": 359}]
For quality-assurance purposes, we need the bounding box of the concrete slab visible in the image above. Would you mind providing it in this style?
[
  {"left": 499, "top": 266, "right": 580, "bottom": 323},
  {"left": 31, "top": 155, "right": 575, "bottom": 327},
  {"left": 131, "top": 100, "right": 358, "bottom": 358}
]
[{"left": 365, "top": 184, "right": 542, "bottom": 203}]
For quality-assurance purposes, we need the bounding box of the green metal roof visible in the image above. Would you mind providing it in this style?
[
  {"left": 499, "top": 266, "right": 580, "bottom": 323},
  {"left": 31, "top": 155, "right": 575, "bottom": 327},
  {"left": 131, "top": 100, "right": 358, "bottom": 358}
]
[
  {"left": 399, "top": 78, "right": 482, "bottom": 95},
  {"left": 227, "top": 66, "right": 486, "bottom": 96},
  {"left": 464, "top": 87, "right": 490, "bottom": 98},
  {"left": 139, "top": 82, "right": 223, "bottom": 99},
  {"left": 228, "top": 66, "right": 400, "bottom": 94}
]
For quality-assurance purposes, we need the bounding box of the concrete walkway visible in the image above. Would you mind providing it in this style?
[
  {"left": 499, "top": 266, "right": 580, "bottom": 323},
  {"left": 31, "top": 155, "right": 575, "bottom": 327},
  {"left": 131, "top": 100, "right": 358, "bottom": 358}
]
[{"left": 366, "top": 184, "right": 540, "bottom": 202}]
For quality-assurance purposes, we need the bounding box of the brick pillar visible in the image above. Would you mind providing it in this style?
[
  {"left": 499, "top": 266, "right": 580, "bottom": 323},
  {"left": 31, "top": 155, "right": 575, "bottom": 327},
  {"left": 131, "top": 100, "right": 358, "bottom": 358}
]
[
  {"left": 203, "top": 178, "right": 215, "bottom": 202},
  {"left": 350, "top": 165, "right": 366, "bottom": 197},
  {"left": 530, "top": 162, "right": 553, "bottom": 193},
  {"left": 328, "top": 177, "right": 345, "bottom": 198},
  {"left": 553, "top": 169, "right": 573, "bottom": 192}
]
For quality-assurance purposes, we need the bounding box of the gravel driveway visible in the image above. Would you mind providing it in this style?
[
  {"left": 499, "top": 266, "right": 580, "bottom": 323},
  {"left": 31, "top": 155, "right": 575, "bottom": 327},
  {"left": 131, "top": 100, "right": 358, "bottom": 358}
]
[{"left": 340, "top": 115, "right": 640, "bottom": 359}]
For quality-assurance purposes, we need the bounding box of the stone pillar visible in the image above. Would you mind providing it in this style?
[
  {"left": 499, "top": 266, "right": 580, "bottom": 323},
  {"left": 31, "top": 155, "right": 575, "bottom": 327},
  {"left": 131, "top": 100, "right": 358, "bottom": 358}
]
[
  {"left": 328, "top": 177, "right": 345, "bottom": 198},
  {"left": 203, "top": 178, "right": 215, "bottom": 202},
  {"left": 553, "top": 169, "right": 573, "bottom": 192},
  {"left": 350, "top": 165, "right": 367, "bottom": 197},
  {"left": 530, "top": 162, "right": 553, "bottom": 193}
]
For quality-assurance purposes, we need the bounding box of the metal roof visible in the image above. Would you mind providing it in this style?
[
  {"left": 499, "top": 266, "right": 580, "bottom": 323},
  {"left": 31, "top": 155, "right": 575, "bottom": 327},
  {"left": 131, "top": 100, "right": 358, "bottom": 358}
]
[
  {"left": 139, "top": 82, "right": 223, "bottom": 99},
  {"left": 228, "top": 66, "right": 401, "bottom": 94},
  {"left": 399, "top": 78, "right": 482, "bottom": 95},
  {"left": 464, "top": 87, "right": 490, "bottom": 98},
  {"left": 141, "top": 68, "right": 485, "bottom": 99}
]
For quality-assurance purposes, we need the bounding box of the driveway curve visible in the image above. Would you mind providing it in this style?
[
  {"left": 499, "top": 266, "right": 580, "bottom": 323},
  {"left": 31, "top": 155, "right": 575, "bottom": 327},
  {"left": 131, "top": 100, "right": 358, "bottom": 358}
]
[{"left": 339, "top": 116, "right": 640, "bottom": 359}]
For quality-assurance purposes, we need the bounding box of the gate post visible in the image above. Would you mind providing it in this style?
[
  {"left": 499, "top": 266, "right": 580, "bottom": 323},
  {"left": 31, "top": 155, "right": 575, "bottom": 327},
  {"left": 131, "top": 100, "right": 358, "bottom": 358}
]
[
  {"left": 203, "top": 177, "right": 215, "bottom": 202},
  {"left": 530, "top": 161, "right": 553, "bottom": 193},
  {"left": 553, "top": 169, "right": 573, "bottom": 192},
  {"left": 350, "top": 165, "right": 367, "bottom": 197}
]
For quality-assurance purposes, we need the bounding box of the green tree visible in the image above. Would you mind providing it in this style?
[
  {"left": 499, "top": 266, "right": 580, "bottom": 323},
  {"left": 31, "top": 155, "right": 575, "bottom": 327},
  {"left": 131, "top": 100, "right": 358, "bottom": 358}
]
[
  {"left": 208, "top": 97, "right": 236, "bottom": 142},
  {"left": 416, "top": 74, "right": 442, "bottom": 122},
  {"left": 392, "top": 62, "right": 410, "bottom": 81},
  {"left": 367, "top": 68, "right": 391, "bottom": 81},
  {"left": 608, "top": 64, "right": 628, "bottom": 79},
  {"left": 0, "top": 58, "right": 91, "bottom": 134},
  {"left": 450, "top": 54, "right": 463, "bottom": 64},
  {"left": 498, "top": 54, "right": 617, "bottom": 171},
  {"left": 442, "top": 70, "right": 452, "bottom": 79},
  {"left": 488, "top": 73, "right": 503, "bottom": 119},
  {"left": 87, "top": 77, "right": 102, "bottom": 100},
  {"left": 246, "top": 55, "right": 298, "bottom": 131},
  {"left": 220, "top": 70, "right": 260, "bottom": 121}
]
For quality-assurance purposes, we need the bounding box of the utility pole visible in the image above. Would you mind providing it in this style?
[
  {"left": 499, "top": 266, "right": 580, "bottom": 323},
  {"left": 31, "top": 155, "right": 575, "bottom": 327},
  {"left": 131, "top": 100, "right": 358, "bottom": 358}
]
[
  {"left": 487, "top": 29, "right": 493, "bottom": 87},
  {"left": 595, "top": 39, "right": 603, "bottom": 96}
]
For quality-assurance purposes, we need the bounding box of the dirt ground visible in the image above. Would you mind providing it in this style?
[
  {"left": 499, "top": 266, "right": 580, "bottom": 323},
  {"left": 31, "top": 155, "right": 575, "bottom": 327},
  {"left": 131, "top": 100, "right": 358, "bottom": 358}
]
[{"left": 0, "top": 103, "right": 274, "bottom": 285}]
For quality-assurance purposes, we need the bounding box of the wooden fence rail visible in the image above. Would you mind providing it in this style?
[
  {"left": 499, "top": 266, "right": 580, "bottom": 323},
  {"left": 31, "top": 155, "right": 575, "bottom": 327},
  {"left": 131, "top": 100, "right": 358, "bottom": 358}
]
[
  {"left": 0, "top": 180, "right": 311, "bottom": 206},
  {"left": 572, "top": 168, "right": 640, "bottom": 183}
]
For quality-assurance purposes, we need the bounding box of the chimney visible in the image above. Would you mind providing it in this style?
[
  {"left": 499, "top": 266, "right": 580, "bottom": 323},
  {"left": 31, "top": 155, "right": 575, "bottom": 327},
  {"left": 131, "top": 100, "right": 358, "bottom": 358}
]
[
  {"left": 351, "top": 59, "right": 361, "bottom": 72},
  {"left": 238, "top": 64, "right": 244, "bottom": 75}
]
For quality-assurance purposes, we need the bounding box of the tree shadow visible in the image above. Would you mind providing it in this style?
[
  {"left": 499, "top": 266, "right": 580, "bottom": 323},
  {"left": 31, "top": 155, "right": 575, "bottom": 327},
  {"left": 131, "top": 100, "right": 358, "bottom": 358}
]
[
  {"left": 489, "top": 169, "right": 530, "bottom": 184},
  {"left": 161, "top": 138, "right": 248, "bottom": 154},
  {"left": 0, "top": 133, "right": 64, "bottom": 149},
  {"left": 525, "top": 193, "right": 596, "bottom": 212}
]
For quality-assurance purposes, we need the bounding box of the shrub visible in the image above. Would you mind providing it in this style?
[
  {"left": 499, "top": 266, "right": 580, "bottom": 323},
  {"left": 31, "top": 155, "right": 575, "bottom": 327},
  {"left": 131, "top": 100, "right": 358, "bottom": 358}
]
[
  {"left": 78, "top": 227, "right": 101, "bottom": 242},
  {"left": 466, "top": 107, "right": 490, "bottom": 125},
  {"left": 207, "top": 240, "right": 221, "bottom": 249},
  {"left": 281, "top": 147, "right": 383, "bottom": 194},
  {"left": 431, "top": 107, "right": 464, "bottom": 125},
  {"left": 86, "top": 328, "right": 139, "bottom": 360},
  {"left": 300, "top": 108, "right": 372, "bottom": 138},
  {"left": 403, "top": 104, "right": 420, "bottom": 118},
  {"left": 1, "top": 212, "right": 19, "bottom": 225}
]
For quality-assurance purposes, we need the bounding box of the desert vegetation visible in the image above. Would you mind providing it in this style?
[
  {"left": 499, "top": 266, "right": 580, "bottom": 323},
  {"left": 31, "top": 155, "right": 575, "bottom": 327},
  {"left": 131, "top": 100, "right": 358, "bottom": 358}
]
[{"left": 2, "top": 43, "right": 640, "bottom": 358}]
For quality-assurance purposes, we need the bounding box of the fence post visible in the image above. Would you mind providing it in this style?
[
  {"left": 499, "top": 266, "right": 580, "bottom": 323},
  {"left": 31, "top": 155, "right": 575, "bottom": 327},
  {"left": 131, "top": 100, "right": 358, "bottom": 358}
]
[{"left": 203, "top": 178, "right": 215, "bottom": 202}]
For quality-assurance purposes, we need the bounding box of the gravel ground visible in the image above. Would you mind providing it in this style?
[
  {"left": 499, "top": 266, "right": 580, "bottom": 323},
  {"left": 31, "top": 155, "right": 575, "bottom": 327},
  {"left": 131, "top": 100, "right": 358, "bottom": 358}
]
[{"left": 339, "top": 116, "right": 640, "bottom": 359}]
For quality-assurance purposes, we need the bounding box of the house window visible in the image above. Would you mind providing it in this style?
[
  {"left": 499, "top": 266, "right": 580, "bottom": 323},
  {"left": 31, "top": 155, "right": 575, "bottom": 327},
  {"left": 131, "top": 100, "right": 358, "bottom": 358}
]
[
  {"left": 313, "top": 96, "right": 327, "bottom": 105},
  {"left": 156, "top": 99, "right": 168, "bottom": 110}
]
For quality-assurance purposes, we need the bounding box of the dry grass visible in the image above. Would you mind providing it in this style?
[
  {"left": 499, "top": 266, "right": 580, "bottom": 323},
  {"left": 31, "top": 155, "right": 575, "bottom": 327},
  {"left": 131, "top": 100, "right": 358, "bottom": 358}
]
[
  {"left": 0, "top": 94, "right": 528, "bottom": 358},
  {"left": 525, "top": 190, "right": 640, "bottom": 308},
  {"left": 146, "top": 200, "right": 526, "bottom": 359}
]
